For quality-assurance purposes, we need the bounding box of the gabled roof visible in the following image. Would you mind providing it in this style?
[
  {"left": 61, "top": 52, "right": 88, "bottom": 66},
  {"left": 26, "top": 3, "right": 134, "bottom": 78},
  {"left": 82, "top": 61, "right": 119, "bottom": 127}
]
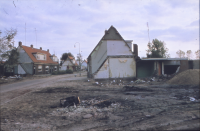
[
  {"left": 68, "top": 56, "right": 74, "bottom": 60},
  {"left": 20, "top": 45, "right": 58, "bottom": 64},
  {"left": 88, "top": 25, "right": 134, "bottom": 58}
]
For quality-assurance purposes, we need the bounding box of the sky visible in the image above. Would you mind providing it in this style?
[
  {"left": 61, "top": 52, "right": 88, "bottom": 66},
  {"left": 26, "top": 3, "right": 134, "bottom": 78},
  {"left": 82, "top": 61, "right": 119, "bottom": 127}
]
[{"left": 0, "top": 0, "right": 199, "bottom": 60}]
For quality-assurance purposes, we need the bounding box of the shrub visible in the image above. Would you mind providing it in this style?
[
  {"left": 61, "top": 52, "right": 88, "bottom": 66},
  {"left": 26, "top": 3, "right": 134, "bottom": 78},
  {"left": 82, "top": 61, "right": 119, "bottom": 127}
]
[
  {"left": 52, "top": 70, "right": 67, "bottom": 75},
  {"left": 66, "top": 69, "right": 73, "bottom": 74}
]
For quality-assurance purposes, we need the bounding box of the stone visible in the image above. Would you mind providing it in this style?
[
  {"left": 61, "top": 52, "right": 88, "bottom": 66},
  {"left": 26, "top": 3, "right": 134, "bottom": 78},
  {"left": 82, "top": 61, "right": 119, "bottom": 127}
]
[{"left": 83, "top": 114, "right": 93, "bottom": 119}]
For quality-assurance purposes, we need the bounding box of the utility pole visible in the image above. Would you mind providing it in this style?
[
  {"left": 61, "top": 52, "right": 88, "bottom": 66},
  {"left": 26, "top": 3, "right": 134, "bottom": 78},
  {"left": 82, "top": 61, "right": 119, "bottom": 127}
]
[
  {"left": 147, "top": 22, "right": 150, "bottom": 43},
  {"left": 35, "top": 28, "right": 37, "bottom": 48},
  {"left": 75, "top": 42, "right": 81, "bottom": 76},
  {"left": 25, "top": 23, "right": 26, "bottom": 45}
]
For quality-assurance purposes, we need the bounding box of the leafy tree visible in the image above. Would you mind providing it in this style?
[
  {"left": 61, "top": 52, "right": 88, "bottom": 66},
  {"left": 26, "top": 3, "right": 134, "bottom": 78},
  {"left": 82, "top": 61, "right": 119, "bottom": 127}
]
[
  {"left": 186, "top": 50, "right": 193, "bottom": 60},
  {"left": 195, "top": 50, "right": 200, "bottom": 59},
  {"left": 176, "top": 50, "right": 185, "bottom": 58},
  {"left": 146, "top": 39, "right": 169, "bottom": 58},
  {"left": 60, "top": 52, "right": 74, "bottom": 61},
  {"left": 76, "top": 53, "right": 83, "bottom": 65},
  {"left": 0, "top": 28, "right": 17, "bottom": 62}
]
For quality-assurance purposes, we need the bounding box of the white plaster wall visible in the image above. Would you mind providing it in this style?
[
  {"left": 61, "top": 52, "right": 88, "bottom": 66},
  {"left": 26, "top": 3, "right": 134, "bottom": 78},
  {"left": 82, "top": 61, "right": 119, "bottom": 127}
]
[
  {"left": 107, "top": 40, "right": 132, "bottom": 56},
  {"left": 109, "top": 58, "right": 136, "bottom": 78},
  {"left": 18, "top": 64, "right": 26, "bottom": 74},
  {"left": 94, "top": 59, "right": 109, "bottom": 79},
  {"left": 81, "top": 62, "right": 87, "bottom": 69},
  {"left": 91, "top": 40, "right": 107, "bottom": 74},
  {"left": 60, "top": 60, "right": 73, "bottom": 71}
]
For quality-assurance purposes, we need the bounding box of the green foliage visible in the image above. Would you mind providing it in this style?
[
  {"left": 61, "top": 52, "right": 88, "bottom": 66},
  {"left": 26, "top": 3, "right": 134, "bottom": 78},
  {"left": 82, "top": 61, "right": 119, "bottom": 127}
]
[
  {"left": 60, "top": 52, "right": 74, "bottom": 61},
  {"left": 66, "top": 69, "right": 73, "bottom": 74},
  {"left": 52, "top": 71, "right": 66, "bottom": 75},
  {"left": 0, "top": 28, "right": 17, "bottom": 62},
  {"left": 5, "top": 49, "right": 19, "bottom": 66},
  {"left": 52, "top": 69, "right": 73, "bottom": 75},
  {"left": 146, "top": 39, "right": 169, "bottom": 58}
]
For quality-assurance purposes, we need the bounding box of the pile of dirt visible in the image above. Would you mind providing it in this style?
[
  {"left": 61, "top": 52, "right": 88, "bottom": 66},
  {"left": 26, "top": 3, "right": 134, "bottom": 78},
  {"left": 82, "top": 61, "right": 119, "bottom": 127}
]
[{"left": 167, "top": 69, "right": 200, "bottom": 85}]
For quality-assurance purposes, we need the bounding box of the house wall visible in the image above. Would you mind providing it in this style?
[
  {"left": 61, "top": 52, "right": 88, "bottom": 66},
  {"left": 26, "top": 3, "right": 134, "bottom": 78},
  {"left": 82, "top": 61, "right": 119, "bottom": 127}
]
[
  {"left": 18, "top": 64, "right": 26, "bottom": 74},
  {"left": 60, "top": 59, "right": 74, "bottom": 71},
  {"left": 17, "top": 47, "right": 33, "bottom": 63},
  {"left": 91, "top": 40, "right": 107, "bottom": 74},
  {"left": 163, "top": 60, "right": 180, "bottom": 65},
  {"left": 137, "top": 61, "right": 154, "bottom": 78},
  {"left": 109, "top": 58, "right": 136, "bottom": 78},
  {"left": 94, "top": 59, "right": 109, "bottom": 79},
  {"left": 179, "top": 60, "right": 188, "bottom": 73},
  {"left": 107, "top": 40, "right": 132, "bottom": 56},
  {"left": 81, "top": 62, "right": 87, "bottom": 69}
]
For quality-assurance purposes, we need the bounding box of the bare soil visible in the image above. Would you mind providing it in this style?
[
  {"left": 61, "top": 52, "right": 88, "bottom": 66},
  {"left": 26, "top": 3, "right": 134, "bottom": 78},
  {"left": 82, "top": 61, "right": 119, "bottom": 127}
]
[{"left": 1, "top": 78, "right": 200, "bottom": 131}]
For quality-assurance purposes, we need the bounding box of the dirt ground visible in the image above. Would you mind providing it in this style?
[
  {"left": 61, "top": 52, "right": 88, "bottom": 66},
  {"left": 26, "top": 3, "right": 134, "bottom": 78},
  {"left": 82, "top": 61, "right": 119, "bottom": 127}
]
[{"left": 1, "top": 77, "right": 200, "bottom": 131}]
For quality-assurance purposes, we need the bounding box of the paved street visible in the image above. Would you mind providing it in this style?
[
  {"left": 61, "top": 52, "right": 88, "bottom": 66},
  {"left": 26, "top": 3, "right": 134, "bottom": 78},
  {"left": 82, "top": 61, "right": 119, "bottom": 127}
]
[{"left": 0, "top": 72, "right": 87, "bottom": 104}]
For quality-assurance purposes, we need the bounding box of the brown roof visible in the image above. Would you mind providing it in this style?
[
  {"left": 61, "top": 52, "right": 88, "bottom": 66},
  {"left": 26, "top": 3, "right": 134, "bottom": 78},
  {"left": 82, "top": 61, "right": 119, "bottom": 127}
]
[
  {"left": 75, "top": 61, "right": 78, "bottom": 66},
  {"left": 21, "top": 45, "right": 58, "bottom": 64},
  {"left": 68, "top": 56, "right": 74, "bottom": 60}
]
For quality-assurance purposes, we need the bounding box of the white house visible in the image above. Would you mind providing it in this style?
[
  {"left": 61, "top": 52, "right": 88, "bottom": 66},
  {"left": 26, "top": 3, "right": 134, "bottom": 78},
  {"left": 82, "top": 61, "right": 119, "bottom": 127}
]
[
  {"left": 87, "top": 26, "right": 138, "bottom": 79},
  {"left": 81, "top": 60, "right": 87, "bottom": 70},
  {"left": 60, "top": 56, "right": 78, "bottom": 71}
]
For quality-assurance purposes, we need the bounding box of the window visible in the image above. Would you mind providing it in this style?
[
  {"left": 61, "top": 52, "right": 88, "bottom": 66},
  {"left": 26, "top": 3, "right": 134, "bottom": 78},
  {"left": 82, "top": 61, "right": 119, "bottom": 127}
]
[
  {"left": 38, "top": 65, "right": 42, "bottom": 72},
  {"left": 36, "top": 54, "right": 46, "bottom": 60},
  {"left": 45, "top": 66, "right": 49, "bottom": 73},
  {"left": 54, "top": 66, "right": 57, "bottom": 71}
]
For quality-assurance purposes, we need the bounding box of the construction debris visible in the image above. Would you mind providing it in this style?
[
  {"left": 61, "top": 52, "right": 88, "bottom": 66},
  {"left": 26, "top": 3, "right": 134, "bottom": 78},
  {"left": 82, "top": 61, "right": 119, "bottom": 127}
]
[{"left": 60, "top": 96, "right": 80, "bottom": 107}]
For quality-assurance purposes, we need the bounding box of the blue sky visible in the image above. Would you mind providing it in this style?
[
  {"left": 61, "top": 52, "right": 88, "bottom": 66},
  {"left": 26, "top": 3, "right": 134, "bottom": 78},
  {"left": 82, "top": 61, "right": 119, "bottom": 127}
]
[{"left": 0, "top": 0, "right": 199, "bottom": 60}]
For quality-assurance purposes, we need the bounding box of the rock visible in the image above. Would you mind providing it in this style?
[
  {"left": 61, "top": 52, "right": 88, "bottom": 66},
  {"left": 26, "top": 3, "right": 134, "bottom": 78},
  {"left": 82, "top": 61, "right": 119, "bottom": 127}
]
[{"left": 83, "top": 114, "right": 93, "bottom": 119}]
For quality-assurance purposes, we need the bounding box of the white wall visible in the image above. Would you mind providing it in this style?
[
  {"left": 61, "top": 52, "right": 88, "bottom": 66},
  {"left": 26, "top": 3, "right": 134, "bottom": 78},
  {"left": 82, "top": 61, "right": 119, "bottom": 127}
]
[
  {"left": 18, "top": 64, "right": 26, "bottom": 74},
  {"left": 107, "top": 40, "right": 132, "bottom": 56},
  {"left": 91, "top": 40, "right": 107, "bottom": 74},
  {"left": 109, "top": 58, "right": 136, "bottom": 78},
  {"left": 60, "top": 59, "right": 73, "bottom": 71},
  {"left": 94, "top": 59, "right": 109, "bottom": 79}
]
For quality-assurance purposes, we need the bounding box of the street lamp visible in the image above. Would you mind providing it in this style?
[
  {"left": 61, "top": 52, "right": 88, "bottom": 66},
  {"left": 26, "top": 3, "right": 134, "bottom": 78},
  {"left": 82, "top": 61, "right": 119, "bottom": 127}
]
[{"left": 74, "top": 42, "right": 81, "bottom": 76}]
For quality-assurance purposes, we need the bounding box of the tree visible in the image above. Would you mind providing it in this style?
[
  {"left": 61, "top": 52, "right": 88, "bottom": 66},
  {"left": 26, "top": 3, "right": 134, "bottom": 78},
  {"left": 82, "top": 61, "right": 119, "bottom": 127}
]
[
  {"left": 176, "top": 50, "right": 185, "bottom": 58},
  {"left": 76, "top": 53, "right": 83, "bottom": 64},
  {"left": 195, "top": 50, "right": 200, "bottom": 59},
  {"left": 60, "top": 52, "right": 74, "bottom": 61},
  {"left": 186, "top": 50, "right": 193, "bottom": 60},
  {"left": 146, "top": 39, "right": 169, "bottom": 58},
  {"left": 0, "top": 28, "right": 17, "bottom": 63}
]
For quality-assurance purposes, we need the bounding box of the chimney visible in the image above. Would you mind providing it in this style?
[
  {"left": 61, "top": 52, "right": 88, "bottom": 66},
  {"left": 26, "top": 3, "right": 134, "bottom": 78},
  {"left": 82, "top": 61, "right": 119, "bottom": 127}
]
[
  {"left": 47, "top": 49, "right": 49, "bottom": 52},
  {"left": 30, "top": 45, "right": 33, "bottom": 48},
  {"left": 133, "top": 44, "right": 138, "bottom": 57},
  {"left": 105, "top": 30, "right": 108, "bottom": 34},
  {"left": 40, "top": 47, "right": 42, "bottom": 50},
  {"left": 19, "top": 41, "right": 22, "bottom": 46}
]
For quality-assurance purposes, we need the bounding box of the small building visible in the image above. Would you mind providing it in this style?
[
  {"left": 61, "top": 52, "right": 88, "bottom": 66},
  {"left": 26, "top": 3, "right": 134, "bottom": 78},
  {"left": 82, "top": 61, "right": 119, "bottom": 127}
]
[
  {"left": 60, "top": 56, "right": 77, "bottom": 71},
  {"left": 87, "top": 25, "right": 139, "bottom": 79},
  {"left": 81, "top": 60, "right": 87, "bottom": 70},
  {"left": 16, "top": 41, "right": 59, "bottom": 75},
  {"left": 136, "top": 58, "right": 189, "bottom": 78}
]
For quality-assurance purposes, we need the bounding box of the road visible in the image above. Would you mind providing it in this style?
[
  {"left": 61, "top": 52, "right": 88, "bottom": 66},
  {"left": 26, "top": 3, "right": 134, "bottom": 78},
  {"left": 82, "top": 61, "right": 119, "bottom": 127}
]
[{"left": 0, "top": 72, "right": 87, "bottom": 105}]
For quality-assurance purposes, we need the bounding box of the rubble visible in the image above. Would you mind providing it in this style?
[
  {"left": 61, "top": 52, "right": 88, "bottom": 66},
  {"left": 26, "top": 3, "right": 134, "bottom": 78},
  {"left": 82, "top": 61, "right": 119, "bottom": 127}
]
[
  {"left": 83, "top": 114, "right": 93, "bottom": 119},
  {"left": 60, "top": 96, "right": 80, "bottom": 107}
]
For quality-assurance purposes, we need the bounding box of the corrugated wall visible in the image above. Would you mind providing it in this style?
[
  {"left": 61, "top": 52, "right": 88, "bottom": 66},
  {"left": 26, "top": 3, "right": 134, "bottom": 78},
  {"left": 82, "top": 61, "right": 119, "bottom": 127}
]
[{"left": 137, "top": 61, "right": 154, "bottom": 78}]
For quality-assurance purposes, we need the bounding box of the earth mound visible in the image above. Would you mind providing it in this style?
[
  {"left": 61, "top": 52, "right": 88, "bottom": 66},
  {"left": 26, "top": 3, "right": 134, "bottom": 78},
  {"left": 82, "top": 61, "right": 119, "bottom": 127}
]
[{"left": 167, "top": 69, "right": 200, "bottom": 85}]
